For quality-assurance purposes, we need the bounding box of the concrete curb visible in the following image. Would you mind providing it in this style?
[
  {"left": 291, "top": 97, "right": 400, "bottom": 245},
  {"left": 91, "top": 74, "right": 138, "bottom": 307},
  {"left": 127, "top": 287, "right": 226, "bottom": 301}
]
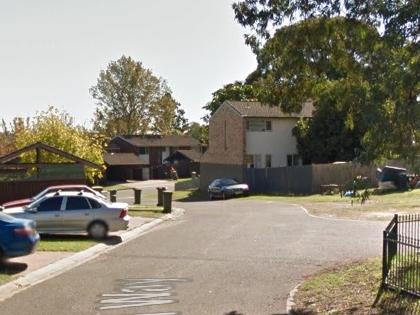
[
  {"left": 286, "top": 283, "right": 301, "bottom": 314},
  {"left": 290, "top": 203, "right": 376, "bottom": 223},
  {"left": 0, "top": 207, "right": 185, "bottom": 302}
]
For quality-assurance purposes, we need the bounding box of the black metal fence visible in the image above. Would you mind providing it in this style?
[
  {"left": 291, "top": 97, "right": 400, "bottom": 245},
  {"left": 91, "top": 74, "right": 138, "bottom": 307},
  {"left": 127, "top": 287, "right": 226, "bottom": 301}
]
[{"left": 383, "top": 214, "right": 420, "bottom": 297}]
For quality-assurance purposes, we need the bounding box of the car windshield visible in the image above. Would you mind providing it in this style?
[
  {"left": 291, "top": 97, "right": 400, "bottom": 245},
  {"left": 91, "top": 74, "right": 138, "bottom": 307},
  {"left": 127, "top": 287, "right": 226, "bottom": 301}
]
[
  {"left": 221, "top": 179, "right": 238, "bottom": 186},
  {"left": 25, "top": 197, "right": 44, "bottom": 209}
]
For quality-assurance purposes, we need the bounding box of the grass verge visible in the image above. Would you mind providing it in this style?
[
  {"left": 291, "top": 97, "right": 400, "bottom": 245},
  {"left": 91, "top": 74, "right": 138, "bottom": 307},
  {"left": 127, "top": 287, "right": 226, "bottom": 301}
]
[
  {"left": 0, "top": 274, "right": 13, "bottom": 285},
  {"left": 173, "top": 189, "right": 208, "bottom": 202},
  {"left": 129, "top": 205, "right": 165, "bottom": 218},
  {"left": 37, "top": 235, "right": 97, "bottom": 252},
  {"left": 292, "top": 258, "right": 420, "bottom": 314},
  {"left": 103, "top": 183, "right": 131, "bottom": 191},
  {"left": 246, "top": 189, "right": 420, "bottom": 221}
]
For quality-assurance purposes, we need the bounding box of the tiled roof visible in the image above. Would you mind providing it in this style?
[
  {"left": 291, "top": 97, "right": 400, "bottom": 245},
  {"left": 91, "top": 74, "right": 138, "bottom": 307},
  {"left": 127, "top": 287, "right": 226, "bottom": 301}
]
[
  {"left": 118, "top": 135, "right": 200, "bottom": 147},
  {"left": 226, "top": 101, "right": 314, "bottom": 118},
  {"left": 174, "top": 150, "right": 202, "bottom": 162},
  {"left": 104, "top": 153, "right": 146, "bottom": 166},
  {"left": 164, "top": 150, "right": 202, "bottom": 163}
]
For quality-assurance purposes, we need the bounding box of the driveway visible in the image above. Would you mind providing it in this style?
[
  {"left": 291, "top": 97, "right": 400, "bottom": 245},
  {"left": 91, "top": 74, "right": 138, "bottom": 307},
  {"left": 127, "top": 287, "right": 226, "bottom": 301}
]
[
  {"left": 109, "top": 180, "right": 175, "bottom": 205},
  {"left": 0, "top": 199, "right": 386, "bottom": 315}
]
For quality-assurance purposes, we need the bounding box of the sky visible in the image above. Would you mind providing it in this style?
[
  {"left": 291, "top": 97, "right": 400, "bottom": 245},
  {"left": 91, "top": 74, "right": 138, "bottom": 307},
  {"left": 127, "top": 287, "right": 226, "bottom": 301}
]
[{"left": 0, "top": 0, "right": 257, "bottom": 127}]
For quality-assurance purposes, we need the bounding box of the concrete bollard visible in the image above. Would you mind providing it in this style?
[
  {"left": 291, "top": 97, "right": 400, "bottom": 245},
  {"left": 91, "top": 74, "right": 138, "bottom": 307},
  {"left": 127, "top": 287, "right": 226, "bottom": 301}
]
[
  {"left": 163, "top": 191, "right": 173, "bottom": 213},
  {"left": 156, "top": 187, "right": 167, "bottom": 206},
  {"left": 133, "top": 188, "right": 142, "bottom": 205},
  {"left": 110, "top": 190, "right": 117, "bottom": 203}
]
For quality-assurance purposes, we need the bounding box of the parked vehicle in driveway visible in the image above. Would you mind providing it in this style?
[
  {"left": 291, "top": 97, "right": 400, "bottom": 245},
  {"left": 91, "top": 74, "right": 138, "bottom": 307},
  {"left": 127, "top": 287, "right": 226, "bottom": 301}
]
[
  {"left": 4, "top": 191, "right": 129, "bottom": 240},
  {"left": 0, "top": 212, "right": 39, "bottom": 260},
  {"left": 208, "top": 178, "right": 250, "bottom": 200},
  {"left": 1, "top": 185, "right": 106, "bottom": 209}
]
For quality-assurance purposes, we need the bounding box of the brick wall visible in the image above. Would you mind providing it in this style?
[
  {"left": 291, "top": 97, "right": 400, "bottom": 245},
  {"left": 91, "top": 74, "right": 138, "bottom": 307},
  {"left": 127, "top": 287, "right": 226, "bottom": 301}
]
[{"left": 201, "top": 104, "right": 245, "bottom": 165}]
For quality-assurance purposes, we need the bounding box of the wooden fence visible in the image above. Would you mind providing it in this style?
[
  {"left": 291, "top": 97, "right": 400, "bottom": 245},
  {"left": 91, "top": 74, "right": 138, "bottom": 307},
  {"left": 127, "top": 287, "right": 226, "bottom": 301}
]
[
  {"left": 201, "top": 162, "right": 377, "bottom": 194},
  {"left": 0, "top": 179, "right": 86, "bottom": 204}
]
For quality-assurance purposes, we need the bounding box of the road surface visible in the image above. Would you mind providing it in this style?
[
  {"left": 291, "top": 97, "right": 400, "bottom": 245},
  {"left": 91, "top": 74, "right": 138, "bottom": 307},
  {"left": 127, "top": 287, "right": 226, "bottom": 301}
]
[{"left": 0, "top": 199, "right": 385, "bottom": 315}]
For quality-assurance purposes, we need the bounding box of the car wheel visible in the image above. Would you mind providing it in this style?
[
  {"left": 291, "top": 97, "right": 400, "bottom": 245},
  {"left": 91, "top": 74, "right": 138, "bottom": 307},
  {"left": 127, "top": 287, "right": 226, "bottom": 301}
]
[{"left": 88, "top": 221, "right": 108, "bottom": 240}]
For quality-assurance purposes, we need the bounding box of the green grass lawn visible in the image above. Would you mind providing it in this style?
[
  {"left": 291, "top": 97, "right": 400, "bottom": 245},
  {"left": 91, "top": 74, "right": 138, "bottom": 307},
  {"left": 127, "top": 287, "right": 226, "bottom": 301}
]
[
  {"left": 173, "top": 189, "right": 208, "bottom": 202},
  {"left": 0, "top": 274, "right": 13, "bottom": 285},
  {"left": 103, "top": 183, "right": 131, "bottom": 191},
  {"left": 37, "top": 235, "right": 97, "bottom": 252},
  {"left": 176, "top": 178, "right": 193, "bottom": 184},
  {"left": 246, "top": 189, "right": 420, "bottom": 220},
  {"left": 292, "top": 258, "right": 420, "bottom": 314}
]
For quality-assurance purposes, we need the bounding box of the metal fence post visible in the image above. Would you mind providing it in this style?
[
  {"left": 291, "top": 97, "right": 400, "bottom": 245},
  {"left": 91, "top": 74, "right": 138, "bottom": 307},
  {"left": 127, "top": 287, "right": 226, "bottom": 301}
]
[{"left": 382, "top": 230, "right": 388, "bottom": 286}]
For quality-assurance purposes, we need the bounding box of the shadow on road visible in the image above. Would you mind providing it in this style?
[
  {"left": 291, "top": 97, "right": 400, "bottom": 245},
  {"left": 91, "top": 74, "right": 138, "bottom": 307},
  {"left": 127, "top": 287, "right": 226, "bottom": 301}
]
[
  {"left": 0, "top": 261, "right": 28, "bottom": 275},
  {"left": 288, "top": 310, "right": 316, "bottom": 314},
  {"left": 103, "top": 235, "right": 123, "bottom": 245},
  {"left": 175, "top": 190, "right": 209, "bottom": 203},
  {"left": 223, "top": 310, "right": 315, "bottom": 315},
  {"left": 223, "top": 310, "right": 302, "bottom": 315}
]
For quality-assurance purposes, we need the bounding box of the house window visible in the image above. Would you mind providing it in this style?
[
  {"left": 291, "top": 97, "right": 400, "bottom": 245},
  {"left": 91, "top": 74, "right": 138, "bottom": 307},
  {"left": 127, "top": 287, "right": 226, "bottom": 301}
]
[
  {"left": 138, "top": 147, "right": 148, "bottom": 155},
  {"left": 253, "top": 154, "right": 262, "bottom": 168},
  {"left": 287, "top": 154, "right": 300, "bottom": 166},
  {"left": 265, "top": 154, "right": 272, "bottom": 168},
  {"left": 245, "top": 154, "right": 253, "bottom": 168},
  {"left": 247, "top": 119, "right": 272, "bottom": 132},
  {"left": 246, "top": 154, "right": 265, "bottom": 168}
]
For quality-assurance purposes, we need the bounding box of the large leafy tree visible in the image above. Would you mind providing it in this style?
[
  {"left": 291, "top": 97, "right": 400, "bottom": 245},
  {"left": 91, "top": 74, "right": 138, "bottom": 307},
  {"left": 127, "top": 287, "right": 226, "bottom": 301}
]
[
  {"left": 186, "top": 122, "right": 208, "bottom": 145},
  {"left": 253, "top": 17, "right": 383, "bottom": 162},
  {"left": 233, "top": 0, "right": 419, "bottom": 48},
  {"left": 149, "top": 93, "right": 188, "bottom": 135},
  {"left": 91, "top": 55, "right": 187, "bottom": 137},
  {"left": 255, "top": 17, "right": 383, "bottom": 111},
  {"left": 362, "top": 43, "right": 420, "bottom": 169},
  {"left": 231, "top": 1, "right": 419, "bottom": 167},
  {"left": 203, "top": 81, "right": 256, "bottom": 122},
  {"left": 13, "top": 107, "right": 104, "bottom": 182},
  {"left": 0, "top": 118, "right": 26, "bottom": 155}
]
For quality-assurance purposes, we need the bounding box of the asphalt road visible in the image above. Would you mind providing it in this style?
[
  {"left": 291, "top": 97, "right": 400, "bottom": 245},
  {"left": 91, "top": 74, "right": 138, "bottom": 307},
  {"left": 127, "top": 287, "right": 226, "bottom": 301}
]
[{"left": 0, "top": 199, "right": 386, "bottom": 315}]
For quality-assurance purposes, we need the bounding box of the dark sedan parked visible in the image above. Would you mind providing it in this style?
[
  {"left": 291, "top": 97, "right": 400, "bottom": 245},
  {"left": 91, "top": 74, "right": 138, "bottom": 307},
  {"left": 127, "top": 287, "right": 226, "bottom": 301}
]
[
  {"left": 0, "top": 212, "right": 39, "bottom": 259},
  {"left": 208, "top": 178, "right": 249, "bottom": 200}
]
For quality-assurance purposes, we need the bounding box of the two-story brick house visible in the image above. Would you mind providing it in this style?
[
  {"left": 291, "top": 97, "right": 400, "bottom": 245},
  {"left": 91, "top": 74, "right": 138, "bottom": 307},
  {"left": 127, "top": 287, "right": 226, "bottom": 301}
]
[
  {"left": 105, "top": 135, "right": 200, "bottom": 181},
  {"left": 200, "top": 100, "right": 313, "bottom": 189}
]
